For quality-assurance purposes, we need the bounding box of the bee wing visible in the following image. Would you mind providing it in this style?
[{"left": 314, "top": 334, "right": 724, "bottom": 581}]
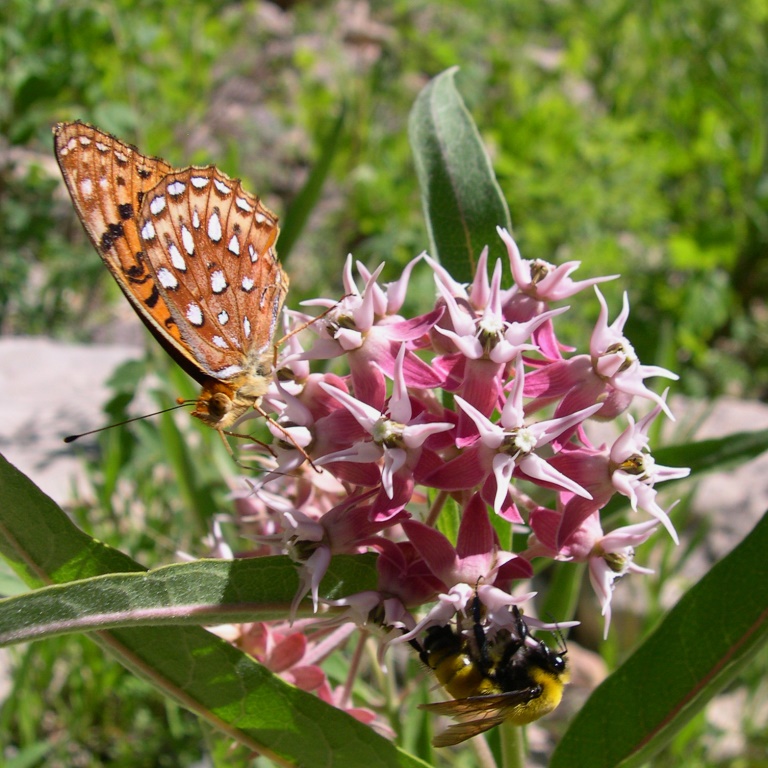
[
  {"left": 419, "top": 689, "right": 535, "bottom": 717},
  {"left": 431, "top": 712, "right": 509, "bottom": 747},
  {"left": 421, "top": 689, "right": 539, "bottom": 747}
]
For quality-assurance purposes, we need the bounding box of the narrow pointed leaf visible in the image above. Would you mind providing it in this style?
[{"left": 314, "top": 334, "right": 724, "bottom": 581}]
[
  {"left": 409, "top": 67, "right": 511, "bottom": 282},
  {"left": 551, "top": 511, "right": 768, "bottom": 768},
  {"left": 654, "top": 427, "right": 768, "bottom": 475},
  {"left": 0, "top": 555, "right": 377, "bottom": 645}
]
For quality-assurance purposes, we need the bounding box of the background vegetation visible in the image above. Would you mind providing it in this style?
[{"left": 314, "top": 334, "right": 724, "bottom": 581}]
[{"left": 1, "top": 1, "right": 767, "bottom": 766}]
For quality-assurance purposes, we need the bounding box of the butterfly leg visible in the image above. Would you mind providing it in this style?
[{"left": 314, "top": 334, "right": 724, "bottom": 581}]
[{"left": 252, "top": 402, "right": 319, "bottom": 472}]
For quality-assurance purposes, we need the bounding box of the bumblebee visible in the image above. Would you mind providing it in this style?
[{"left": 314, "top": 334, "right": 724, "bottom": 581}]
[{"left": 412, "top": 597, "right": 569, "bottom": 747}]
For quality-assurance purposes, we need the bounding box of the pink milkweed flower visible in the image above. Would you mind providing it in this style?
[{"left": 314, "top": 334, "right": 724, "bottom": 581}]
[
  {"left": 499, "top": 226, "right": 618, "bottom": 305},
  {"left": 237, "top": 621, "right": 329, "bottom": 690},
  {"left": 219, "top": 620, "right": 391, "bottom": 734},
  {"left": 354, "top": 251, "right": 425, "bottom": 317},
  {"left": 395, "top": 493, "right": 533, "bottom": 643},
  {"left": 374, "top": 538, "right": 446, "bottom": 608},
  {"left": 552, "top": 395, "right": 690, "bottom": 546},
  {"left": 321, "top": 538, "right": 447, "bottom": 647},
  {"left": 210, "top": 619, "right": 350, "bottom": 698},
  {"left": 431, "top": 257, "right": 569, "bottom": 435},
  {"left": 424, "top": 246, "right": 496, "bottom": 314},
  {"left": 316, "top": 344, "right": 454, "bottom": 520},
  {"left": 526, "top": 508, "right": 658, "bottom": 637},
  {"left": 250, "top": 485, "right": 401, "bottom": 614},
  {"left": 405, "top": 493, "right": 532, "bottom": 589},
  {"left": 427, "top": 356, "right": 602, "bottom": 518},
  {"left": 585, "top": 518, "right": 658, "bottom": 638},
  {"left": 300, "top": 255, "right": 444, "bottom": 408},
  {"left": 524, "top": 287, "right": 680, "bottom": 425},
  {"left": 608, "top": 413, "right": 690, "bottom": 544},
  {"left": 590, "top": 288, "right": 679, "bottom": 419}
]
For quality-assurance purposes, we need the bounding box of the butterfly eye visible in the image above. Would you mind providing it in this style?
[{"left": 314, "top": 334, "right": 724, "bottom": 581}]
[{"left": 207, "top": 393, "right": 234, "bottom": 420}]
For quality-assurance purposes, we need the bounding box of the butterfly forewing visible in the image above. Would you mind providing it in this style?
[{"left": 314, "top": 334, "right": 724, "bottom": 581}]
[
  {"left": 138, "top": 167, "right": 286, "bottom": 385},
  {"left": 53, "top": 122, "right": 197, "bottom": 368}
]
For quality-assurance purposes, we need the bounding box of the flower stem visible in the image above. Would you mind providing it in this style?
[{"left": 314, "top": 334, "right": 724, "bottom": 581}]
[
  {"left": 425, "top": 489, "right": 449, "bottom": 527},
  {"left": 500, "top": 722, "right": 525, "bottom": 768},
  {"left": 341, "top": 628, "right": 368, "bottom": 706}
]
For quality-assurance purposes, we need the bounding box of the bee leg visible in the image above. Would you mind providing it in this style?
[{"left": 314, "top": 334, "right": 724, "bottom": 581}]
[
  {"left": 495, "top": 606, "right": 528, "bottom": 668},
  {"left": 523, "top": 684, "right": 543, "bottom": 702},
  {"left": 511, "top": 605, "right": 530, "bottom": 641},
  {"left": 468, "top": 594, "right": 496, "bottom": 675}
]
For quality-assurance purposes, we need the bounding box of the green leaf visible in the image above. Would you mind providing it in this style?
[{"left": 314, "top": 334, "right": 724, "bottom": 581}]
[
  {"left": 551, "top": 510, "right": 768, "bottom": 768},
  {"left": 0, "top": 453, "right": 146, "bottom": 584},
  {"left": 409, "top": 67, "right": 511, "bottom": 282},
  {"left": 654, "top": 427, "right": 768, "bottom": 476},
  {"left": 0, "top": 555, "right": 378, "bottom": 646},
  {"left": 0, "top": 455, "right": 427, "bottom": 768},
  {"left": 98, "top": 622, "right": 428, "bottom": 768}
]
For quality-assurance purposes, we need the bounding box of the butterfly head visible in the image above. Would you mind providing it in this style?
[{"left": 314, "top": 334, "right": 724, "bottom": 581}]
[{"left": 190, "top": 373, "right": 272, "bottom": 431}]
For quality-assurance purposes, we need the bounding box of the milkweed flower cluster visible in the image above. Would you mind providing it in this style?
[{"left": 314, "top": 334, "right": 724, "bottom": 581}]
[{"left": 219, "top": 227, "right": 689, "bottom": 723}]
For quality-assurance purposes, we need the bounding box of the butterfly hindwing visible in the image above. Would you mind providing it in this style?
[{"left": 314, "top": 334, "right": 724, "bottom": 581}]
[{"left": 137, "top": 167, "right": 286, "bottom": 384}]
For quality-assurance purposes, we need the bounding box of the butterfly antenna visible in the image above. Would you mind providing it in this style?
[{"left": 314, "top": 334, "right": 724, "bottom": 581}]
[
  {"left": 273, "top": 294, "right": 352, "bottom": 351},
  {"left": 63, "top": 403, "right": 189, "bottom": 443}
]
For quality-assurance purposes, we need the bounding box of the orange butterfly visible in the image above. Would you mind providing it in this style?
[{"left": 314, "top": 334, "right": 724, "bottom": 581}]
[{"left": 54, "top": 121, "right": 289, "bottom": 437}]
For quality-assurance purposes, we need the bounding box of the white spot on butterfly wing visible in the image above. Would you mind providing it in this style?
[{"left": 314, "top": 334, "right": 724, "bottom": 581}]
[
  {"left": 216, "top": 364, "right": 244, "bottom": 378},
  {"left": 241, "top": 276, "right": 255, "bottom": 292},
  {"left": 218, "top": 310, "right": 230, "bottom": 325},
  {"left": 236, "top": 197, "right": 253, "bottom": 213},
  {"left": 214, "top": 178, "right": 231, "bottom": 195},
  {"left": 167, "top": 241, "right": 186, "bottom": 271},
  {"left": 141, "top": 220, "right": 156, "bottom": 241},
  {"left": 228, "top": 234, "right": 240, "bottom": 255},
  {"left": 191, "top": 175, "right": 209, "bottom": 189},
  {"left": 157, "top": 268, "right": 178, "bottom": 289},
  {"left": 243, "top": 317, "right": 251, "bottom": 338},
  {"left": 80, "top": 178, "right": 93, "bottom": 197},
  {"left": 213, "top": 335, "right": 229, "bottom": 349},
  {"left": 208, "top": 211, "right": 222, "bottom": 242},
  {"left": 192, "top": 208, "right": 201, "bottom": 229},
  {"left": 149, "top": 195, "right": 166, "bottom": 215},
  {"left": 168, "top": 181, "right": 186, "bottom": 196},
  {"left": 180, "top": 224, "right": 195, "bottom": 255},
  {"left": 248, "top": 245, "right": 258, "bottom": 263},
  {"left": 186, "top": 303, "right": 203, "bottom": 326},
  {"left": 211, "top": 270, "right": 228, "bottom": 294}
]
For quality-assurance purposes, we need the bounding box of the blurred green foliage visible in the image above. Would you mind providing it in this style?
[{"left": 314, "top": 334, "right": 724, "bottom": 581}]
[
  {"left": 2, "top": 0, "right": 768, "bottom": 396},
  {"left": 2, "top": 1, "right": 768, "bottom": 766}
]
